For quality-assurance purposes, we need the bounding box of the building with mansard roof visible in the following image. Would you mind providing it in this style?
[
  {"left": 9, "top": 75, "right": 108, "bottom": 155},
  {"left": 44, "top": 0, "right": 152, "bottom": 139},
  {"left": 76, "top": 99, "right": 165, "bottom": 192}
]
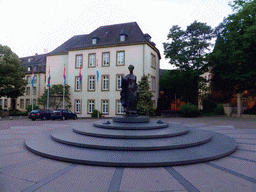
[{"left": 47, "top": 22, "right": 161, "bottom": 117}]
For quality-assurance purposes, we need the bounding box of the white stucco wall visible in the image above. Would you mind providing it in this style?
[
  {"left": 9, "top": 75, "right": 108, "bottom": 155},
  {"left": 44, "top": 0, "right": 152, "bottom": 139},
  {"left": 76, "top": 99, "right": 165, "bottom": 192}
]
[{"left": 46, "top": 43, "right": 160, "bottom": 117}]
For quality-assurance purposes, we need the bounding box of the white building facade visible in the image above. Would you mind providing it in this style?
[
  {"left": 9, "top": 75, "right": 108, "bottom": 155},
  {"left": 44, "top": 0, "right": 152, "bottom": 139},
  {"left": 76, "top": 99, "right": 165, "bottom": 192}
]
[{"left": 47, "top": 22, "right": 161, "bottom": 117}]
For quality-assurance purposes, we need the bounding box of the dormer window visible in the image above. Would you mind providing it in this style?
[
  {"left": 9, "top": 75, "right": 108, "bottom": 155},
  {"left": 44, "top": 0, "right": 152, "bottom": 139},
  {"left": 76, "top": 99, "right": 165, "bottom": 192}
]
[
  {"left": 92, "top": 37, "right": 99, "bottom": 45},
  {"left": 119, "top": 30, "right": 127, "bottom": 42},
  {"left": 120, "top": 35, "right": 126, "bottom": 42}
]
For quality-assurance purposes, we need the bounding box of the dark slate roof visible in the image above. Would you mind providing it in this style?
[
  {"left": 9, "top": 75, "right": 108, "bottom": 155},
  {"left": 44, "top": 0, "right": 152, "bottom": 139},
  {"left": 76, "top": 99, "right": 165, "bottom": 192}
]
[
  {"left": 49, "top": 22, "right": 161, "bottom": 58},
  {"left": 20, "top": 54, "right": 47, "bottom": 74}
]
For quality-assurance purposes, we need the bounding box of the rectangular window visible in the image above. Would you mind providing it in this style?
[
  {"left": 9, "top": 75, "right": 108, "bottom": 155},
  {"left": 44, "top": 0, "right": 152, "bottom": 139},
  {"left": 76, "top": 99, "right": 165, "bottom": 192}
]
[
  {"left": 101, "top": 100, "right": 109, "bottom": 114},
  {"left": 88, "top": 76, "right": 95, "bottom": 91},
  {"left": 151, "top": 53, "right": 156, "bottom": 69},
  {"left": 102, "top": 52, "right": 110, "bottom": 67},
  {"left": 151, "top": 76, "right": 156, "bottom": 92},
  {"left": 27, "top": 76, "right": 31, "bottom": 83},
  {"left": 89, "top": 53, "right": 96, "bottom": 67},
  {"left": 33, "top": 99, "right": 36, "bottom": 105},
  {"left": 33, "top": 87, "right": 36, "bottom": 95},
  {"left": 4, "top": 99, "right": 7, "bottom": 108},
  {"left": 117, "top": 51, "right": 125, "bottom": 66},
  {"left": 75, "top": 99, "right": 81, "bottom": 113},
  {"left": 34, "top": 75, "right": 37, "bottom": 83},
  {"left": 102, "top": 75, "right": 109, "bottom": 91},
  {"left": 20, "top": 99, "right": 24, "bottom": 109},
  {"left": 116, "top": 74, "right": 124, "bottom": 91},
  {"left": 26, "top": 99, "right": 30, "bottom": 108},
  {"left": 88, "top": 100, "right": 95, "bottom": 113},
  {"left": 26, "top": 87, "right": 30, "bottom": 95},
  {"left": 116, "top": 100, "right": 124, "bottom": 115},
  {"left": 75, "top": 76, "right": 82, "bottom": 91},
  {"left": 0, "top": 99, "right": 2, "bottom": 109},
  {"left": 76, "top": 55, "right": 83, "bottom": 68}
]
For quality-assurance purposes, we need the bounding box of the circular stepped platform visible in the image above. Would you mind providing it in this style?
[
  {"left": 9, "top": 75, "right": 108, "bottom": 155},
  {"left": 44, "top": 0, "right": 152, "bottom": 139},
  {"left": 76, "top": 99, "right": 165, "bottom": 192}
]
[{"left": 24, "top": 117, "right": 238, "bottom": 167}]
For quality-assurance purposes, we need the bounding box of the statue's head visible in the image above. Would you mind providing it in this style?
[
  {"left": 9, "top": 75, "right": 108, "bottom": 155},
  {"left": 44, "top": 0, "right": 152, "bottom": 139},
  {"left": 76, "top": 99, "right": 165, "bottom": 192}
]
[{"left": 128, "top": 65, "right": 134, "bottom": 72}]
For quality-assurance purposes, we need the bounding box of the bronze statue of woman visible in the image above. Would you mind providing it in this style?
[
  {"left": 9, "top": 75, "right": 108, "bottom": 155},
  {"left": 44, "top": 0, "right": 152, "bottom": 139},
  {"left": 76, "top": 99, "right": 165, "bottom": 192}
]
[{"left": 120, "top": 65, "right": 139, "bottom": 115}]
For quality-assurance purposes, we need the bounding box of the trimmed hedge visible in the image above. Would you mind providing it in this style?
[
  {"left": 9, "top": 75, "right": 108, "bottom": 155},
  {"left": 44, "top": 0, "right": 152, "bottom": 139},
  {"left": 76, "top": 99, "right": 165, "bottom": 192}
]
[
  {"left": 180, "top": 104, "right": 200, "bottom": 117},
  {"left": 91, "top": 109, "right": 102, "bottom": 118}
]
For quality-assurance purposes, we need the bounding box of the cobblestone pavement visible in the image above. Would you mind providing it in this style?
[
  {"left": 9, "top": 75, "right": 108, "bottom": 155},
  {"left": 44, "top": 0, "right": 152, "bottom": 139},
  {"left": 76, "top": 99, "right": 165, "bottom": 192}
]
[{"left": 0, "top": 116, "right": 255, "bottom": 191}]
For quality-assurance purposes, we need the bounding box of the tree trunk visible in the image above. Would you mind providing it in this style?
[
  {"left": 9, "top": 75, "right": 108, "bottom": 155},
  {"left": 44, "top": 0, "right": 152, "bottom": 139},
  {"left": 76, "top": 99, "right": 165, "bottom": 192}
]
[{"left": 237, "top": 93, "right": 242, "bottom": 117}]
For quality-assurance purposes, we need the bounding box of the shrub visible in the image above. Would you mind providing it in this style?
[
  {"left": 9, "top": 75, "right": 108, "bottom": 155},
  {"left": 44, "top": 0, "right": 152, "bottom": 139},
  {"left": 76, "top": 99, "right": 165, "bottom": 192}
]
[
  {"left": 9, "top": 111, "right": 28, "bottom": 116},
  {"left": 91, "top": 109, "right": 102, "bottom": 118},
  {"left": 180, "top": 104, "right": 200, "bottom": 117},
  {"left": 202, "top": 98, "right": 217, "bottom": 113},
  {"left": 26, "top": 104, "right": 39, "bottom": 112},
  {"left": 213, "top": 104, "right": 225, "bottom": 115}
]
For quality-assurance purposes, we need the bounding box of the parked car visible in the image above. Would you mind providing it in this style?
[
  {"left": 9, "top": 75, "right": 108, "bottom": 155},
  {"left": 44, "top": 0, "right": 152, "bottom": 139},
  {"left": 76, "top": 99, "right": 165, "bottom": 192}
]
[
  {"left": 28, "top": 109, "right": 52, "bottom": 121},
  {"left": 51, "top": 109, "right": 77, "bottom": 120}
]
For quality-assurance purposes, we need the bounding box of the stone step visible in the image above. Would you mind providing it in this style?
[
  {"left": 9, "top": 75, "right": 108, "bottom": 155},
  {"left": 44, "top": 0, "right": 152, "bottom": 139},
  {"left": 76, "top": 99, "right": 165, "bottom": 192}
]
[
  {"left": 93, "top": 120, "right": 169, "bottom": 130},
  {"left": 24, "top": 129, "right": 238, "bottom": 167},
  {"left": 73, "top": 124, "right": 189, "bottom": 139},
  {"left": 50, "top": 128, "right": 212, "bottom": 151}
]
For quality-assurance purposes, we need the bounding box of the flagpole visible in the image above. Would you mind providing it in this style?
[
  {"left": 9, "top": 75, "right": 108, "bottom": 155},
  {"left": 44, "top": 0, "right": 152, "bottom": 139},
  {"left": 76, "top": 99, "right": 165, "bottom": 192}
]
[
  {"left": 96, "top": 60, "right": 99, "bottom": 119},
  {"left": 47, "top": 67, "right": 50, "bottom": 110},
  {"left": 63, "top": 65, "right": 65, "bottom": 109}
]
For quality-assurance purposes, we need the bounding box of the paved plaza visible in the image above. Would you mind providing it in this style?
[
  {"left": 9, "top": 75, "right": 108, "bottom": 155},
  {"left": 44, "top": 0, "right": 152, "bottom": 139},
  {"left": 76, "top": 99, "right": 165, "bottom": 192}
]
[{"left": 0, "top": 116, "right": 255, "bottom": 191}]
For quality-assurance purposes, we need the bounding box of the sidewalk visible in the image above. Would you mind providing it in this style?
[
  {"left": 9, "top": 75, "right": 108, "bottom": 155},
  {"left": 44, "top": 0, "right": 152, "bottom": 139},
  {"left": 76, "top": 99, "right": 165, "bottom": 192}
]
[{"left": 0, "top": 117, "right": 255, "bottom": 191}]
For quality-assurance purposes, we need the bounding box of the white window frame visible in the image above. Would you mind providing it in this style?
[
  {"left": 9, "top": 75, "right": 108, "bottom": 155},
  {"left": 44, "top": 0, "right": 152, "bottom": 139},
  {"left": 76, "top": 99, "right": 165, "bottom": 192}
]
[
  {"left": 116, "top": 100, "right": 124, "bottom": 115},
  {"left": 151, "top": 53, "right": 156, "bottom": 69},
  {"left": 102, "top": 52, "right": 110, "bottom": 66},
  {"left": 88, "top": 100, "right": 95, "bottom": 113},
  {"left": 101, "top": 100, "right": 109, "bottom": 114},
  {"left": 116, "top": 74, "right": 123, "bottom": 91},
  {"left": 117, "top": 51, "right": 125, "bottom": 66},
  {"left": 89, "top": 53, "right": 96, "bottom": 67},
  {"left": 76, "top": 55, "right": 83, "bottom": 68},
  {"left": 102, "top": 75, "right": 109, "bottom": 91},
  {"left": 88, "top": 76, "right": 95, "bottom": 91},
  {"left": 75, "top": 76, "right": 81, "bottom": 91},
  {"left": 26, "top": 99, "right": 30, "bottom": 108},
  {"left": 151, "top": 76, "right": 156, "bottom": 92},
  {"left": 75, "top": 99, "right": 81, "bottom": 113}
]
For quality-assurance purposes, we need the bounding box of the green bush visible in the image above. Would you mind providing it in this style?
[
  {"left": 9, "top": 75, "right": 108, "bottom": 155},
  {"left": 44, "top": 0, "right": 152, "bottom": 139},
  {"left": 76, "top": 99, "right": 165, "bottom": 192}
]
[
  {"left": 9, "top": 111, "right": 28, "bottom": 116},
  {"left": 91, "top": 109, "right": 102, "bottom": 118},
  {"left": 213, "top": 104, "right": 225, "bottom": 115},
  {"left": 203, "top": 98, "right": 217, "bottom": 113},
  {"left": 180, "top": 104, "right": 200, "bottom": 117},
  {"left": 26, "top": 104, "right": 39, "bottom": 112}
]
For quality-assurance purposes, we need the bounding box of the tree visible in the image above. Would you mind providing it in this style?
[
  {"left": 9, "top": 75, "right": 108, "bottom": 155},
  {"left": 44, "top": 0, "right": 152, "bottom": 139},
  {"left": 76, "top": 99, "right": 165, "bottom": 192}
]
[
  {"left": 159, "top": 69, "right": 200, "bottom": 105},
  {"left": 210, "top": 0, "right": 256, "bottom": 96},
  {"left": 163, "top": 21, "right": 215, "bottom": 70},
  {"left": 38, "top": 84, "right": 71, "bottom": 109},
  {"left": 0, "top": 45, "right": 27, "bottom": 110},
  {"left": 137, "top": 74, "right": 155, "bottom": 116}
]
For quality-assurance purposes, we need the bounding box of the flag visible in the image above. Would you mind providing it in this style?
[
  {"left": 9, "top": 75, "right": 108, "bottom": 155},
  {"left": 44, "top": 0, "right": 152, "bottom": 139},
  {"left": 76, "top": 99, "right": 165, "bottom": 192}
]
[
  {"left": 97, "top": 70, "right": 99, "bottom": 82},
  {"left": 79, "top": 66, "right": 82, "bottom": 85},
  {"left": 48, "top": 68, "right": 51, "bottom": 87},
  {"left": 96, "top": 60, "right": 99, "bottom": 82},
  {"left": 31, "top": 70, "right": 35, "bottom": 87},
  {"left": 63, "top": 66, "right": 66, "bottom": 84}
]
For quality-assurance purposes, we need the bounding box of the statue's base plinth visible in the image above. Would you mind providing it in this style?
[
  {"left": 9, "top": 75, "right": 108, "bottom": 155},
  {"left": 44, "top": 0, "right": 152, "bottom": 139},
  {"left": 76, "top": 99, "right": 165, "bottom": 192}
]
[{"left": 113, "top": 116, "right": 149, "bottom": 123}]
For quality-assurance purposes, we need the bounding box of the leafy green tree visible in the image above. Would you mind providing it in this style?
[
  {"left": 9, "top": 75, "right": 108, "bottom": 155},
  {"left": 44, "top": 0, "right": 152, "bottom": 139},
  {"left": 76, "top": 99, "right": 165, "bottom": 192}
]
[
  {"left": 163, "top": 21, "right": 214, "bottom": 70},
  {"left": 0, "top": 45, "right": 27, "bottom": 110},
  {"left": 137, "top": 74, "right": 155, "bottom": 116},
  {"left": 26, "top": 104, "right": 39, "bottom": 112},
  {"left": 160, "top": 69, "right": 200, "bottom": 105},
  {"left": 210, "top": 0, "right": 256, "bottom": 96},
  {"left": 38, "top": 84, "right": 71, "bottom": 109}
]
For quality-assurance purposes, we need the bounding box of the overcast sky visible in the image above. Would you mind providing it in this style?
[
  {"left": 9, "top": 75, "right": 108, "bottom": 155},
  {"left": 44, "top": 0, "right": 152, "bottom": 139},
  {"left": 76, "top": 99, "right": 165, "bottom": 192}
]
[{"left": 0, "top": 0, "right": 234, "bottom": 69}]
